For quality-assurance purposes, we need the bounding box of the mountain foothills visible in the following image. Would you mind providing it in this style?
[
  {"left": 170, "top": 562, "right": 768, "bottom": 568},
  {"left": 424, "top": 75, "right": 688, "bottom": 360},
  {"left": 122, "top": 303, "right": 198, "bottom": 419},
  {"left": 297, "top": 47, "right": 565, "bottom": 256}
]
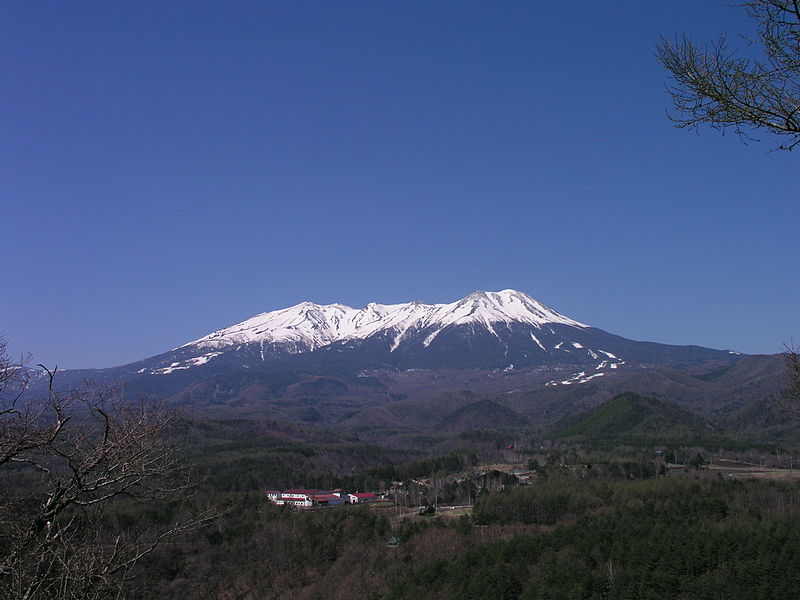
[{"left": 46, "top": 289, "right": 785, "bottom": 433}]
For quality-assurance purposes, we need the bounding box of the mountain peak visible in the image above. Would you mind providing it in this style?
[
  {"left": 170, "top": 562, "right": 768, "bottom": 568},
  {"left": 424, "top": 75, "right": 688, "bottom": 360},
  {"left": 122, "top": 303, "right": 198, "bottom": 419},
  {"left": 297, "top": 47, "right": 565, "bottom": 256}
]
[
  {"left": 467, "top": 290, "right": 490, "bottom": 299},
  {"left": 465, "top": 289, "right": 542, "bottom": 305}
]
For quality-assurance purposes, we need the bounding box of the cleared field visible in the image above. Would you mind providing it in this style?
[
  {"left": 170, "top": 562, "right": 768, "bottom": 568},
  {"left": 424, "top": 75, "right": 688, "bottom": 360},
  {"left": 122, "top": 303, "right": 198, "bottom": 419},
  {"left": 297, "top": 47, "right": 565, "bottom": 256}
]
[{"left": 707, "top": 464, "right": 800, "bottom": 481}]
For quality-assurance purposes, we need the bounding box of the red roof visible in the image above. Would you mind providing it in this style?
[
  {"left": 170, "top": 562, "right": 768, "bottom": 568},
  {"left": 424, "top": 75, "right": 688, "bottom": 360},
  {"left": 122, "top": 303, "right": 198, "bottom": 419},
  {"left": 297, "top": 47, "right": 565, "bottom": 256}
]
[
  {"left": 312, "top": 494, "right": 339, "bottom": 501},
  {"left": 351, "top": 492, "right": 377, "bottom": 498}
]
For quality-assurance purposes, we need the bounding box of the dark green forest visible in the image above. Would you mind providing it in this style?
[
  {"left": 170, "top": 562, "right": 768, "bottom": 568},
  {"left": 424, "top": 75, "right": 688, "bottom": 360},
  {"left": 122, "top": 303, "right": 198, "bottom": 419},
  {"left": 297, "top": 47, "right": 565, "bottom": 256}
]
[
  {"left": 126, "top": 414, "right": 800, "bottom": 598},
  {"left": 127, "top": 458, "right": 800, "bottom": 599}
]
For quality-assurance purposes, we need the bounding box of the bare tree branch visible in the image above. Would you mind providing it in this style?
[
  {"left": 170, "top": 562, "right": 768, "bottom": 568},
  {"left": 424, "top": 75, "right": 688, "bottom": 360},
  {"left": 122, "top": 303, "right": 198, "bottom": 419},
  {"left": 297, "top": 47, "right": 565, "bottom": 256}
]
[
  {"left": 657, "top": 1, "right": 800, "bottom": 151},
  {"left": 783, "top": 342, "right": 800, "bottom": 417},
  {"left": 0, "top": 336, "right": 218, "bottom": 599}
]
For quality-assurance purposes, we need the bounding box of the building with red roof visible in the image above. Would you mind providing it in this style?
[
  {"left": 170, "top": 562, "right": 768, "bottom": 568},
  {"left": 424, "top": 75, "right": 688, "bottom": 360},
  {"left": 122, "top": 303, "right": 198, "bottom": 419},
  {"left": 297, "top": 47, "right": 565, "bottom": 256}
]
[
  {"left": 348, "top": 492, "right": 378, "bottom": 504},
  {"left": 264, "top": 488, "right": 346, "bottom": 508}
]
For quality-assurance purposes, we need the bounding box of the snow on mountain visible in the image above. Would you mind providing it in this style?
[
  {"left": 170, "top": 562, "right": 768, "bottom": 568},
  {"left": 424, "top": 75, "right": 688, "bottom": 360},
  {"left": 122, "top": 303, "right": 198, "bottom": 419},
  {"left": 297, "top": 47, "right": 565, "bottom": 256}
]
[
  {"left": 419, "top": 290, "right": 585, "bottom": 347},
  {"left": 182, "top": 289, "right": 586, "bottom": 355}
]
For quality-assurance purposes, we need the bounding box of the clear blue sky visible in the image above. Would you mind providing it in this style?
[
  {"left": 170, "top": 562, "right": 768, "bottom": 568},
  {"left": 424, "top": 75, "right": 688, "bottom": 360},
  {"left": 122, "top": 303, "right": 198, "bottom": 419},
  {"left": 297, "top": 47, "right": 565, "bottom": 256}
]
[{"left": 3, "top": 1, "right": 798, "bottom": 368}]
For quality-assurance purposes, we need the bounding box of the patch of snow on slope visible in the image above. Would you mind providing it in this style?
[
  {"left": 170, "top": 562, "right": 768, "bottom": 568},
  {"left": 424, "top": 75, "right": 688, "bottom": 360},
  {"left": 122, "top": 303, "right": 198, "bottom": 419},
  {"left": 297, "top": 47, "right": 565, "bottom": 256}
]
[
  {"left": 579, "top": 372, "right": 605, "bottom": 382},
  {"left": 561, "top": 372, "right": 586, "bottom": 385},
  {"left": 530, "top": 332, "right": 546, "bottom": 351},
  {"left": 423, "top": 329, "right": 441, "bottom": 348},
  {"left": 152, "top": 352, "right": 223, "bottom": 375},
  {"left": 546, "top": 370, "right": 606, "bottom": 386}
]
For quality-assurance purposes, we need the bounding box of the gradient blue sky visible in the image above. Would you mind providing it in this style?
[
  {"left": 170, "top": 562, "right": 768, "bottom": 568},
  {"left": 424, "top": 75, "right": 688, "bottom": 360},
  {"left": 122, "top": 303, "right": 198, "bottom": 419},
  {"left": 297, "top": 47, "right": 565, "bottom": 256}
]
[{"left": 3, "top": 1, "right": 798, "bottom": 368}]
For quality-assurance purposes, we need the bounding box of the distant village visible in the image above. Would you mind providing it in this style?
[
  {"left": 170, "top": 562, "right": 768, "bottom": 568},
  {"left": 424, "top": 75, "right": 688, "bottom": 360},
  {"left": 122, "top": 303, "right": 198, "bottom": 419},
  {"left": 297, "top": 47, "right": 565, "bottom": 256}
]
[
  {"left": 264, "top": 489, "right": 381, "bottom": 509},
  {"left": 263, "top": 464, "right": 537, "bottom": 511},
  {"left": 263, "top": 450, "right": 795, "bottom": 512},
  {"left": 260, "top": 448, "right": 732, "bottom": 513}
]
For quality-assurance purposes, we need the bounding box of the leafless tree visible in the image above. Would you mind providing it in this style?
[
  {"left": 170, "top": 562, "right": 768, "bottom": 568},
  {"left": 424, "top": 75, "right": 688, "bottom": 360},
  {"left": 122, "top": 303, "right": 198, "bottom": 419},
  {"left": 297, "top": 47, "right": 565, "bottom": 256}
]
[
  {"left": 0, "top": 337, "right": 216, "bottom": 599},
  {"left": 783, "top": 342, "right": 800, "bottom": 416},
  {"left": 657, "top": 1, "right": 800, "bottom": 150}
]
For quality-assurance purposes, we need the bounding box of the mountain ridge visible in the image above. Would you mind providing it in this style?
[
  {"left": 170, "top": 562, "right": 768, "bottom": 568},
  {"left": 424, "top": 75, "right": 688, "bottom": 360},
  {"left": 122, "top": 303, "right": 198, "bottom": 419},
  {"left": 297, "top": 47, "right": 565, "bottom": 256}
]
[
  {"left": 549, "top": 391, "right": 720, "bottom": 442},
  {"left": 181, "top": 289, "right": 587, "bottom": 356},
  {"left": 128, "top": 288, "right": 738, "bottom": 378}
]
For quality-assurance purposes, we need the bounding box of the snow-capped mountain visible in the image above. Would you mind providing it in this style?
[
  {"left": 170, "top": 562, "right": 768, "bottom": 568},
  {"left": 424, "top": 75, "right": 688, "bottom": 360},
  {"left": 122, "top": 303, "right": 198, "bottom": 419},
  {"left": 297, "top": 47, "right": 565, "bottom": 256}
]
[
  {"left": 183, "top": 289, "right": 585, "bottom": 355},
  {"left": 128, "top": 289, "right": 733, "bottom": 377},
  {"left": 37, "top": 288, "right": 751, "bottom": 429}
]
